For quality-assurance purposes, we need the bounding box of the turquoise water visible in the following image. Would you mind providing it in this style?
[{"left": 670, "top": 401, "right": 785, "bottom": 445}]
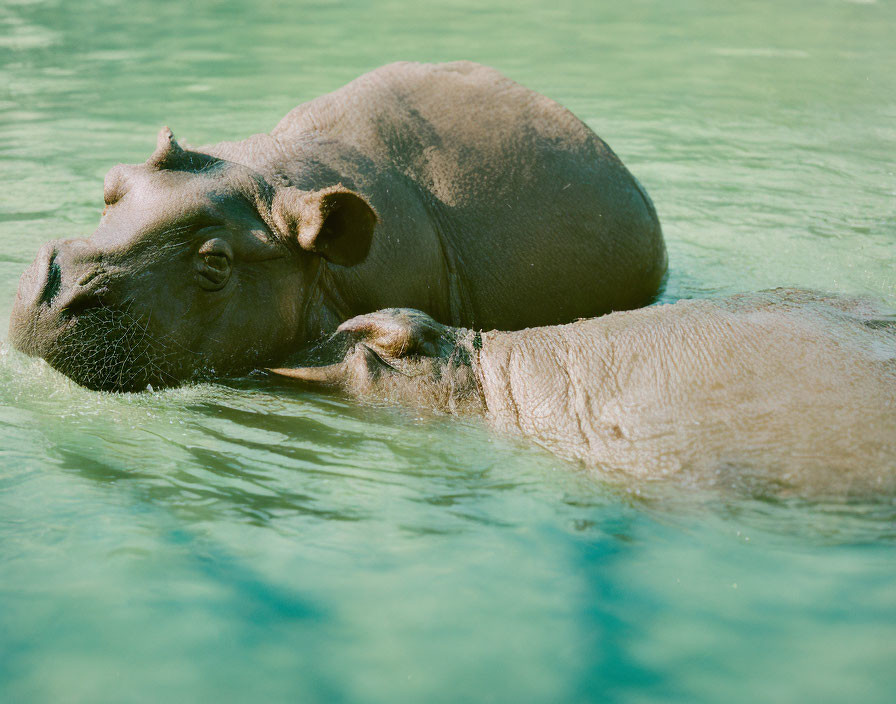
[{"left": 1, "top": 0, "right": 895, "bottom": 701}]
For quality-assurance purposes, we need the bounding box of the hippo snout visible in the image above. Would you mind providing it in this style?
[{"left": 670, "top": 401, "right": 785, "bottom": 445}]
[
  {"left": 9, "top": 243, "right": 59, "bottom": 357},
  {"left": 9, "top": 239, "right": 109, "bottom": 357},
  {"left": 9, "top": 236, "right": 199, "bottom": 392}
]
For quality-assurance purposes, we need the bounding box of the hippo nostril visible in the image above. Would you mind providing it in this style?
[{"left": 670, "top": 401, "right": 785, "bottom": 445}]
[
  {"left": 77, "top": 269, "right": 103, "bottom": 287},
  {"left": 38, "top": 251, "right": 62, "bottom": 306}
]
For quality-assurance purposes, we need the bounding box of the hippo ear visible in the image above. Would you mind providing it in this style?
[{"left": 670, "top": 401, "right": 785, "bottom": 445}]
[
  {"left": 147, "top": 127, "right": 186, "bottom": 168},
  {"left": 146, "top": 126, "right": 221, "bottom": 172},
  {"left": 270, "top": 185, "right": 378, "bottom": 267},
  {"left": 336, "top": 308, "right": 450, "bottom": 358}
]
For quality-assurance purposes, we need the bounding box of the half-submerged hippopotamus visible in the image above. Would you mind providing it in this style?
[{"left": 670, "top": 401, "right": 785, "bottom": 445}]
[
  {"left": 8, "top": 61, "right": 666, "bottom": 391},
  {"left": 271, "top": 289, "right": 896, "bottom": 496}
]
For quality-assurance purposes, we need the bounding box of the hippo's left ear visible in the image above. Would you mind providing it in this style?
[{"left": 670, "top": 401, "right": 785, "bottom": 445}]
[{"left": 270, "top": 185, "right": 378, "bottom": 267}]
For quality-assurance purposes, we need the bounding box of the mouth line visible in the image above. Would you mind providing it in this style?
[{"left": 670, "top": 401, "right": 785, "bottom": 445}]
[{"left": 58, "top": 285, "right": 111, "bottom": 317}]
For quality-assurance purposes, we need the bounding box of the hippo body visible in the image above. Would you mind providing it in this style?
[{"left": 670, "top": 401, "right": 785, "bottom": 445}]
[
  {"left": 220, "top": 61, "right": 666, "bottom": 331},
  {"left": 273, "top": 290, "right": 896, "bottom": 496},
  {"left": 9, "top": 61, "right": 665, "bottom": 391}
]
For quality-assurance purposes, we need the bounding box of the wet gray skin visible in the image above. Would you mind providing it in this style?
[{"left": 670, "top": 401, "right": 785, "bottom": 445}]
[
  {"left": 271, "top": 290, "right": 896, "bottom": 496},
  {"left": 8, "top": 61, "right": 666, "bottom": 391}
]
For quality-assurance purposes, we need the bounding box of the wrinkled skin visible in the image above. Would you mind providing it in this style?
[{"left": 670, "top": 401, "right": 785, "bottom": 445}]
[
  {"left": 271, "top": 290, "right": 896, "bottom": 496},
  {"left": 9, "top": 61, "right": 666, "bottom": 391}
]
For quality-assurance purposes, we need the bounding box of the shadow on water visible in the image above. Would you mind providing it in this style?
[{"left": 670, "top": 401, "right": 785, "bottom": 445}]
[
  {"left": 51, "top": 443, "right": 366, "bottom": 525},
  {"left": 2, "top": 364, "right": 537, "bottom": 534},
  {"left": 710, "top": 494, "right": 896, "bottom": 546},
  {"left": 159, "top": 525, "right": 323, "bottom": 624},
  {"left": 569, "top": 535, "right": 672, "bottom": 700}
]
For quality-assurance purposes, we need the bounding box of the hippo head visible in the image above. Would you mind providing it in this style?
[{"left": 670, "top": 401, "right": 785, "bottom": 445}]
[
  {"left": 9, "top": 128, "right": 377, "bottom": 391},
  {"left": 269, "top": 309, "right": 484, "bottom": 415}
]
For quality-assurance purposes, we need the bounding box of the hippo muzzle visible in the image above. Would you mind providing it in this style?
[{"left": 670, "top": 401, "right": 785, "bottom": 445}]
[{"left": 9, "top": 238, "right": 177, "bottom": 392}]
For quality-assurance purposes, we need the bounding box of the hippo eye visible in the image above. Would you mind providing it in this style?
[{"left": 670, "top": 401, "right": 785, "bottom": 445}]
[{"left": 196, "top": 238, "right": 233, "bottom": 290}]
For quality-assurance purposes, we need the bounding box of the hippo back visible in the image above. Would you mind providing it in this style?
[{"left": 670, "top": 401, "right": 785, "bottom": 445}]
[
  {"left": 268, "top": 62, "right": 666, "bottom": 329},
  {"left": 272, "top": 62, "right": 612, "bottom": 205}
]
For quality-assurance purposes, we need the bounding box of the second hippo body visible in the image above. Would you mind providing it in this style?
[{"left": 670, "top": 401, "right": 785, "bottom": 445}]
[{"left": 273, "top": 290, "right": 896, "bottom": 496}]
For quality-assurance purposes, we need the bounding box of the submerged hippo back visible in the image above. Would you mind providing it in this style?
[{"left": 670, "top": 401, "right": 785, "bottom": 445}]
[
  {"left": 475, "top": 290, "right": 896, "bottom": 495},
  {"left": 271, "top": 290, "right": 895, "bottom": 497}
]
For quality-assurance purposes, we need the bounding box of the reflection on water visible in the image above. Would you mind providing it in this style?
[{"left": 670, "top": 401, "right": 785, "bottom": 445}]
[
  {"left": 2, "top": 345, "right": 896, "bottom": 701},
  {"left": 2, "top": 0, "right": 896, "bottom": 701}
]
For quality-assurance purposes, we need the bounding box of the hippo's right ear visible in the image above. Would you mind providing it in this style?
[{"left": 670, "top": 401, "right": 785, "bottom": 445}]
[{"left": 270, "top": 185, "right": 378, "bottom": 267}]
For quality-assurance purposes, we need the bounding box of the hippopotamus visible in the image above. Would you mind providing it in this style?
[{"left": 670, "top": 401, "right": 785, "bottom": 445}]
[
  {"left": 270, "top": 289, "right": 896, "bottom": 496},
  {"left": 8, "top": 61, "right": 666, "bottom": 391}
]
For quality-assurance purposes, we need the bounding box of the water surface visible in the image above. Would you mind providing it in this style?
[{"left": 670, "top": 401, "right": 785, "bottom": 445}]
[{"left": 1, "top": 1, "right": 895, "bottom": 702}]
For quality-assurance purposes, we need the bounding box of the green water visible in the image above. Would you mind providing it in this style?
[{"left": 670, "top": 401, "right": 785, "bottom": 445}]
[{"left": 1, "top": 0, "right": 895, "bottom": 701}]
